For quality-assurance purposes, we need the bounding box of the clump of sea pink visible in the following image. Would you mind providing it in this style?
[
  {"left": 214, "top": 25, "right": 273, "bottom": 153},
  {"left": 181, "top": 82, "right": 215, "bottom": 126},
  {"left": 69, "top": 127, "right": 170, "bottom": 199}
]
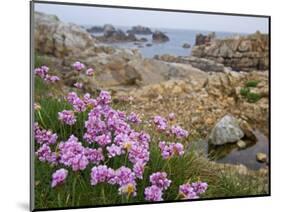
[
  {"left": 59, "top": 135, "right": 89, "bottom": 171},
  {"left": 86, "top": 68, "right": 94, "bottom": 76},
  {"left": 72, "top": 61, "right": 85, "bottom": 71},
  {"left": 179, "top": 181, "right": 208, "bottom": 199},
  {"left": 74, "top": 82, "right": 83, "bottom": 89},
  {"left": 51, "top": 168, "right": 68, "bottom": 188},
  {"left": 58, "top": 110, "right": 76, "bottom": 125},
  {"left": 159, "top": 141, "right": 184, "bottom": 159},
  {"left": 144, "top": 185, "right": 163, "bottom": 201},
  {"left": 34, "top": 123, "right": 58, "bottom": 145},
  {"left": 149, "top": 172, "right": 171, "bottom": 190},
  {"left": 90, "top": 165, "right": 115, "bottom": 185}
]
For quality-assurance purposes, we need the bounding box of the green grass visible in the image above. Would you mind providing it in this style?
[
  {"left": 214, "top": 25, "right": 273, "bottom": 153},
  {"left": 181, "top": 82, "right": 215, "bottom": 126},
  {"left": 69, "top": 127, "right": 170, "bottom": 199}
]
[
  {"left": 246, "top": 92, "right": 261, "bottom": 103},
  {"left": 245, "top": 80, "right": 260, "bottom": 88},
  {"left": 34, "top": 76, "right": 268, "bottom": 209},
  {"left": 240, "top": 83, "right": 261, "bottom": 103},
  {"left": 240, "top": 87, "right": 250, "bottom": 97}
]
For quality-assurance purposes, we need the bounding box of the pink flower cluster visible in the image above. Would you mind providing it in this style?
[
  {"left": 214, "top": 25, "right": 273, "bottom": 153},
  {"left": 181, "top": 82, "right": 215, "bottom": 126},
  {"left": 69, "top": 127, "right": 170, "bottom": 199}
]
[
  {"left": 51, "top": 168, "right": 68, "bottom": 188},
  {"left": 72, "top": 61, "right": 85, "bottom": 71},
  {"left": 34, "top": 123, "right": 58, "bottom": 166},
  {"left": 72, "top": 61, "right": 95, "bottom": 77},
  {"left": 179, "top": 181, "right": 208, "bottom": 199},
  {"left": 127, "top": 112, "right": 141, "bottom": 124},
  {"left": 34, "top": 122, "right": 57, "bottom": 145},
  {"left": 144, "top": 172, "right": 171, "bottom": 201},
  {"left": 153, "top": 115, "right": 189, "bottom": 139},
  {"left": 153, "top": 116, "right": 168, "bottom": 131},
  {"left": 36, "top": 144, "right": 57, "bottom": 165},
  {"left": 85, "top": 147, "right": 104, "bottom": 164},
  {"left": 170, "top": 125, "right": 189, "bottom": 138},
  {"left": 34, "top": 65, "right": 60, "bottom": 83},
  {"left": 34, "top": 78, "right": 199, "bottom": 200},
  {"left": 58, "top": 110, "right": 76, "bottom": 125},
  {"left": 67, "top": 92, "right": 87, "bottom": 112},
  {"left": 149, "top": 172, "right": 171, "bottom": 190},
  {"left": 59, "top": 135, "right": 89, "bottom": 171},
  {"left": 86, "top": 68, "right": 94, "bottom": 76},
  {"left": 159, "top": 141, "right": 184, "bottom": 159},
  {"left": 74, "top": 82, "right": 83, "bottom": 89},
  {"left": 90, "top": 165, "right": 115, "bottom": 185},
  {"left": 90, "top": 165, "right": 137, "bottom": 197},
  {"left": 144, "top": 185, "right": 163, "bottom": 201}
]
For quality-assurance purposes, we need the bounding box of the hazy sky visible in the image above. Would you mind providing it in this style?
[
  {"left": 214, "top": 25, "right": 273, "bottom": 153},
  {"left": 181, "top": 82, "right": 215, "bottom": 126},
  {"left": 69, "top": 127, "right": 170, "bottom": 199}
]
[{"left": 34, "top": 2, "right": 269, "bottom": 33}]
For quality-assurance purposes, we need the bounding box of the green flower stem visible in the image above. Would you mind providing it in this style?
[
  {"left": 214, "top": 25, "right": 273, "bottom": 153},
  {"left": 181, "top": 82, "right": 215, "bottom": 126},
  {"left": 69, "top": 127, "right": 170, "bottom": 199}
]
[
  {"left": 101, "top": 185, "right": 106, "bottom": 204},
  {"left": 71, "top": 173, "right": 78, "bottom": 206},
  {"left": 37, "top": 110, "right": 47, "bottom": 128},
  {"left": 57, "top": 190, "right": 62, "bottom": 207},
  {"left": 124, "top": 151, "right": 129, "bottom": 166}
]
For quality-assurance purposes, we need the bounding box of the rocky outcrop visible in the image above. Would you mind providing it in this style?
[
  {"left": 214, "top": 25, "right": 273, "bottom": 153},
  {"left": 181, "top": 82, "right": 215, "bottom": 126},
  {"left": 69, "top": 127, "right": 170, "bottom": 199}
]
[
  {"left": 208, "top": 115, "right": 244, "bottom": 145},
  {"left": 192, "top": 31, "right": 269, "bottom": 72},
  {"left": 86, "top": 24, "right": 139, "bottom": 43},
  {"left": 152, "top": 31, "right": 169, "bottom": 42},
  {"left": 34, "top": 12, "right": 97, "bottom": 58},
  {"left": 182, "top": 43, "right": 191, "bottom": 48},
  {"left": 127, "top": 25, "right": 152, "bottom": 34},
  {"left": 154, "top": 55, "right": 226, "bottom": 72},
  {"left": 195, "top": 32, "right": 216, "bottom": 46},
  {"left": 97, "top": 29, "right": 138, "bottom": 43},
  {"left": 115, "top": 69, "right": 269, "bottom": 138},
  {"left": 86, "top": 26, "right": 104, "bottom": 33}
]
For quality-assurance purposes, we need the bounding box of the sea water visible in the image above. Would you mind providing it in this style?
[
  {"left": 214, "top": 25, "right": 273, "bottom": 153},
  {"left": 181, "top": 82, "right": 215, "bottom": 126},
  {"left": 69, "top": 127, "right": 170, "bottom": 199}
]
[{"left": 90, "top": 27, "right": 247, "bottom": 58}]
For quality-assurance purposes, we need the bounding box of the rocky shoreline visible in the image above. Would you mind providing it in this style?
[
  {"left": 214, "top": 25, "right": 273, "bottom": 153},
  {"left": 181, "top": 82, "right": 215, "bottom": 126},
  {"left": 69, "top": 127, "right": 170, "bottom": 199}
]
[{"left": 34, "top": 12, "right": 269, "bottom": 174}]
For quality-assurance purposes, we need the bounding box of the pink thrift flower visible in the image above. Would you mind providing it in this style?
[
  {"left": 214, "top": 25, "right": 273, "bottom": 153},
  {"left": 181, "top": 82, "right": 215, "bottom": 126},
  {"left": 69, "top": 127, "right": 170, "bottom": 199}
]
[
  {"left": 170, "top": 125, "right": 189, "bottom": 139},
  {"left": 127, "top": 112, "right": 141, "bottom": 124},
  {"left": 153, "top": 115, "right": 167, "bottom": 131},
  {"left": 34, "top": 66, "right": 48, "bottom": 78},
  {"left": 179, "top": 183, "right": 198, "bottom": 199},
  {"left": 133, "top": 162, "right": 145, "bottom": 179},
  {"left": 191, "top": 181, "right": 208, "bottom": 195},
  {"left": 90, "top": 165, "right": 116, "bottom": 185},
  {"left": 149, "top": 172, "right": 171, "bottom": 190},
  {"left": 86, "top": 68, "right": 94, "bottom": 76},
  {"left": 34, "top": 66, "right": 60, "bottom": 83},
  {"left": 72, "top": 61, "right": 85, "bottom": 71},
  {"left": 144, "top": 185, "right": 163, "bottom": 201},
  {"left": 159, "top": 141, "right": 184, "bottom": 159},
  {"left": 59, "top": 135, "right": 89, "bottom": 171},
  {"left": 106, "top": 144, "right": 124, "bottom": 158},
  {"left": 74, "top": 82, "right": 83, "bottom": 89},
  {"left": 97, "top": 90, "right": 111, "bottom": 105},
  {"left": 58, "top": 110, "right": 76, "bottom": 125},
  {"left": 85, "top": 147, "right": 104, "bottom": 164},
  {"left": 34, "top": 123, "right": 57, "bottom": 145},
  {"left": 173, "top": 143, "right": 184, "bottom": 156},
  {"left": 67, "top": 92, "right": 86, "bottom": 112},
  {"left": 45, "top": 75, "right": 60, "bottom": 83},
  {"left": 115, "top": 166, "right": 136, "bottom": 186},
  {"left": 36, "top": 144, "right": 57, "bottom": 165},
  {"left": 168, "top": 113, "right": 176, "bottom": 120},
  {"left": 51, "top": 168, "right": 68, "bottom": 188},
  {"left": 95, "top": 133, "right": 111, "bottom": 146}
]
